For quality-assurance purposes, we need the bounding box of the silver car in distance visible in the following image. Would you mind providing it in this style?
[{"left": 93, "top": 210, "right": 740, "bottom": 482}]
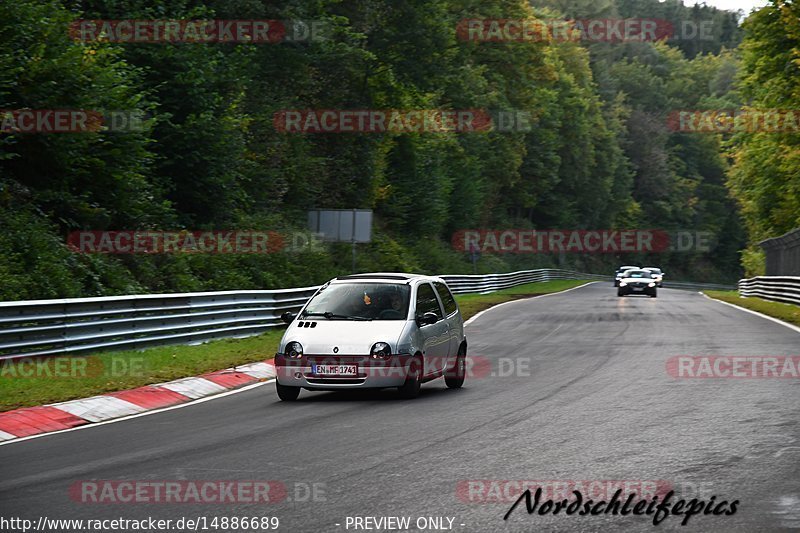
[{"left": 274, "top": 273, "right": 467, "bottom": 401}]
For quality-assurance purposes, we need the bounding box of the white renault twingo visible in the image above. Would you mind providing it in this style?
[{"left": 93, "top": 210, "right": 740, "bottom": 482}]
[{"left": 274, "top": 273, "right": 467, "bottom": 400}]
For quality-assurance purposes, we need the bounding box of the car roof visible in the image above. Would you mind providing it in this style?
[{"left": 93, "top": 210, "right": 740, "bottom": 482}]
[
  {"left": 622, "top": 269, "right": 650, "bottom": 275},
  {"left": 642, "top": 267, "right": 661, "bottom": 271},
  {"left": 619, "top": 265, "right": 639, "bottom": 269},
  {"left": 332, "top": 273, "right": 443, "bottom": 284}
]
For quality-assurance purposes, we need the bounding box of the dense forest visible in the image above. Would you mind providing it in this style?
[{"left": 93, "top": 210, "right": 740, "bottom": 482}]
[{"left": 1, "top": 0, "right": 798, "bottom": 300}]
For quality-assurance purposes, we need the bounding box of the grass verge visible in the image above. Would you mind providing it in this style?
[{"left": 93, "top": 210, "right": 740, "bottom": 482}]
[
  {"left": 0, "top": 329, "right": 285, "bottom": 412},
  {"left": 0, "top": 279, "right": 591, "bottom": 412},
  {"left": 704, "top": 290, "right": 800, "bottom": 328}
]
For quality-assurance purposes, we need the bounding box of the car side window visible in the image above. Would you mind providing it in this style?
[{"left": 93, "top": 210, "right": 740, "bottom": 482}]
[
  {"left": 434, "top": 282, "right": 457, "bottom": 316},
  {"left": 416, "top": 283, "right": 443, "bottom": 318}
]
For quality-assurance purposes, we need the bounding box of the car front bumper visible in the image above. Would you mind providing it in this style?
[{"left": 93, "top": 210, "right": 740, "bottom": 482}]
[
  {"left": 619, "top": 284, "right": 656, "bottom": 295},
  {"left": 275, "top": 354, "right": 413, "bottom": 389}
]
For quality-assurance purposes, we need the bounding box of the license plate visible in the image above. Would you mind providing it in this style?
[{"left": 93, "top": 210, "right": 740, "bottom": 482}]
[
  {"left": 632, "top": 287, "right": 644, "bottom": 291},
  {"left": 313, "top": 364, "right": 358, "bottom": 377}
]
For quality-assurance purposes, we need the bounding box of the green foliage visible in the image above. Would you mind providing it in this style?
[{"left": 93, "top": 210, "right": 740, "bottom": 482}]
[
  {"left": 729, "top": 1, "right": 800, "bottom": 253},
  {"left": 0, "top": 0, "right": 768, "bottom": 300},
  {"left": 740, "top": 246, "right": 766, "bottom": 278}
]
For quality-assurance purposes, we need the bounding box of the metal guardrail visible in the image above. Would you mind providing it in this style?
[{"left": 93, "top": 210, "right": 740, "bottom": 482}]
[
  {"left": 0, "top": 269, "right": 604, "bottom": 360},
  {"left": 440, "top": 269, "right": 608, "bottom": 294},
  {"left": 738, "top": 276, "right": 800, "bottom": 306},
  {"left": 0, "top": 268, "right": 733, "bottom": 360},
  {"left": 0, "top": 288, "right": 320, "bottom": 360}
]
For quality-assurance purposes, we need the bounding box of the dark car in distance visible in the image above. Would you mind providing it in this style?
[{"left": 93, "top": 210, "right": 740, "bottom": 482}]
[{"left": 617, "top": 269, "right": 658, "bottom": 298}]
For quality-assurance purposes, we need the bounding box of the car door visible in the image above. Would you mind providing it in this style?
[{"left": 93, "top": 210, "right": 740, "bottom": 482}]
[
  {"left": 414, "top": 282, "right": 450, "bottom": 376},
  {"left": 433, "top": 281, "right": 462, "bottom": 364}
]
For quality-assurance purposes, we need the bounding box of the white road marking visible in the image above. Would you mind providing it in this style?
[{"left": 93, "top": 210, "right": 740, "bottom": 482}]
[{"left": 700, "top": 292, "right": 800, "bottom": 335}]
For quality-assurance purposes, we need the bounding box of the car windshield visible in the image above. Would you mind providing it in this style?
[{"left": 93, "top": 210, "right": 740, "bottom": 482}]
[
  {"left": 302, "top": 283, "right": 411, "bottom": 321},
  {"left": 623, "top": 270, "right": 652, "bottom": 279}
]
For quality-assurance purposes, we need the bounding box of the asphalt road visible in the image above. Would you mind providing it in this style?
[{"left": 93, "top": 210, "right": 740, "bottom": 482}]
[{"left": 1, "top": 283, "right": 799, "bottom": 532}]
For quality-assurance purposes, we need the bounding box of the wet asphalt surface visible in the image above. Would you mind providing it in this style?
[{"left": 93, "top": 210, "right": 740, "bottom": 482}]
[{"left": 1, "top": 283, "right": 799, "bottom": 532}]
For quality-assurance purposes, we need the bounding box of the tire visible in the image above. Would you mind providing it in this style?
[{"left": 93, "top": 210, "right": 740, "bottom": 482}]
[
  {"left": 398, "top": 356, "right": 422, "bottom": 399},
  {"left": 617, "top": 291, "right": 625, "bottom": 297},
  {"left": 445, "top": 346, "right": 466, "bottom": 389},
  {"left": 276, "top": 382, "right": 300, "bottom": 401},
  {"left": 650, "top": 291, "right": 658, "bottom": 298},
  {"left": 614, "top": 280, "right": 619, "bottom": 287}
]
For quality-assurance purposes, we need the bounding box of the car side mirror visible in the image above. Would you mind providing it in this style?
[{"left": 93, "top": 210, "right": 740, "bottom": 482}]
[
  {"left": 281, "top": 311, "right": 296, "bottom": 324},
  {"left": 416, "top": 312, "right": 439, "bottom": 326}
]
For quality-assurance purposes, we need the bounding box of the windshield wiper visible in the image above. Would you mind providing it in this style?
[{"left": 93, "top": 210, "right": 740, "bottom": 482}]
[{"left": 301, "top": 311, "right": 370, "bottom": 321}]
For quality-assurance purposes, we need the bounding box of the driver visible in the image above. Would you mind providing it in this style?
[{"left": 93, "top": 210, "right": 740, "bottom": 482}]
[
  {"left": 388, "top": 292, "right": 403, "bottom": 312},
  {"left": 375, "top": 291, "right": 405, "bottom": 319}
]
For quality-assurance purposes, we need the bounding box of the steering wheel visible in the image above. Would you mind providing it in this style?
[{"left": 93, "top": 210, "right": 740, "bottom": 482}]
[{"left": 379, "top": 309, "right": 403, "bottom": 320}]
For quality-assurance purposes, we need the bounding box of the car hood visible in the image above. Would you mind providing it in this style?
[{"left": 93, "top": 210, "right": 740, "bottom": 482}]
[{"left": 280, "top": 319, "right": 411, "bottom": 355}]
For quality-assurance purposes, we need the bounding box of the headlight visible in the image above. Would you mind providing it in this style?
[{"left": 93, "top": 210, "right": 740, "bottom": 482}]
[
  {"left": 619, "top": 282, "right": 627, "bottom": 286},
  {"left": 370, "top": 342, "right": 391, "bottom": 359},
  {"left": 648, "top": 282, "right": 656, "bottom": 287},
  {"left": 285, "top": 341, "right": 303, "bottom": 358}
]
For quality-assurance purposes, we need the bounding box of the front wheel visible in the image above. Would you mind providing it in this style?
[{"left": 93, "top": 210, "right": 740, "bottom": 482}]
[
  {"left": 445, "top": 346, "right": 466, "bottom": 389},
  {"left": 276, "top": 382, "right": 300, "bottom": 401},
  {"left": 398, "top": 356, "right": 422, "bottom": 399}
]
